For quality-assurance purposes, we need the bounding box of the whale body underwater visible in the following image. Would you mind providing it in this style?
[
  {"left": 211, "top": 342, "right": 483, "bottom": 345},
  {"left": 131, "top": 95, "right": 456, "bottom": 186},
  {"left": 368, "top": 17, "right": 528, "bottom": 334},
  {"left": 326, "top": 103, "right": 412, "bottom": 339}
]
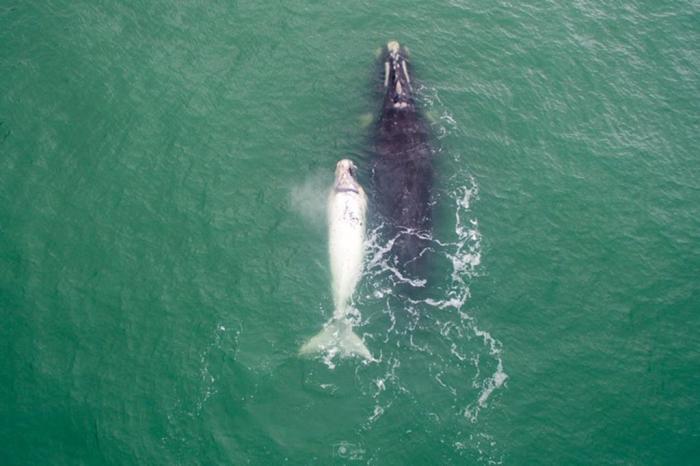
[{"left": 372, "top": 41, "right": 434, "bottom": 283}]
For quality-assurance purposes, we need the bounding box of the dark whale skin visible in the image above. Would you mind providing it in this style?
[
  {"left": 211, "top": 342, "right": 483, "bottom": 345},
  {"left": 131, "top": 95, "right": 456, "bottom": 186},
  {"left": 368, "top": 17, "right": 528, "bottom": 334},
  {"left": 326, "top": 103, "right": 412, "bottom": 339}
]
[{"left": 372, "top": 42, "right": 434, "bottom": 280}]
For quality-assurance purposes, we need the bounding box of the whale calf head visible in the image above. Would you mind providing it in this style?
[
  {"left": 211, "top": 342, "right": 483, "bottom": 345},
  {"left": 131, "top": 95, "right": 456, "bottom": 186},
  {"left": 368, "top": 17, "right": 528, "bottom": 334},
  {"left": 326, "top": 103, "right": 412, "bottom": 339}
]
[{"left": 334, "top": 159, "right": 361, "bottom": 193}]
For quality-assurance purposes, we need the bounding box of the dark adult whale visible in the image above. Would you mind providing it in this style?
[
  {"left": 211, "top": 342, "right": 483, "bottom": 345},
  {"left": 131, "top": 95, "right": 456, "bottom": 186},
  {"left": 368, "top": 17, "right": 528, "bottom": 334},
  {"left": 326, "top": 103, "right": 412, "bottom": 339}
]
[{"left": 372, "top": 41, "right": 434, "bottom": 283}]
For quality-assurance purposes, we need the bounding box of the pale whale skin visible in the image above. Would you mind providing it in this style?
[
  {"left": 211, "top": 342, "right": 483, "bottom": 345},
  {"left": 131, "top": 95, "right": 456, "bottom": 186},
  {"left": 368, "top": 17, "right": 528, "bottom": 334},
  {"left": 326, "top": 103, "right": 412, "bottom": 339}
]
[
  {"left": 372, "top": 41, "right": 434, "bottom": 278},
  {"left": 300, "top": 160, "right": 373, "bottom": 360}
]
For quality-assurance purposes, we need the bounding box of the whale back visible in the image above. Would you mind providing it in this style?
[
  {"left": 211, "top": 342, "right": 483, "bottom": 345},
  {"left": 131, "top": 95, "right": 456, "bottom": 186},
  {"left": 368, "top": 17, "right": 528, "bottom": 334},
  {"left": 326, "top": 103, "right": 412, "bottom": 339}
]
[
  {"left": 327, "top": 188, "right": 367, "bottom": 313},
  {"left": 372, "top": 42, "right": 434, "bottom": 276}
]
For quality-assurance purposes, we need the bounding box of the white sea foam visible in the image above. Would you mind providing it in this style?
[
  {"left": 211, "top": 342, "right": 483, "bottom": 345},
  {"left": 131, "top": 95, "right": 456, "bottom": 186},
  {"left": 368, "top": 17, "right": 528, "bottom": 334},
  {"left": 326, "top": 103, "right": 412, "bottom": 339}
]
[
  {"left": 357, "top": 177, "right": 508, "bottom": 432},
  {"left": 351, "top": 143, "right": 507, "bottom": 466},
  {"left": 307, "top": 93, "right": 507, "bottom": 463}
]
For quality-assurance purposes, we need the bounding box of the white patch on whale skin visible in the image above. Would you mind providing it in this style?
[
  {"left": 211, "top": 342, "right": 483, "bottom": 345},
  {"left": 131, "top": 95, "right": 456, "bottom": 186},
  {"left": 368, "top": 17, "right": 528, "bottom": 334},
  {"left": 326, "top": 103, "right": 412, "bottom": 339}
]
[{"left": 387, "top": 40, "right": 400, "bottom": 55}]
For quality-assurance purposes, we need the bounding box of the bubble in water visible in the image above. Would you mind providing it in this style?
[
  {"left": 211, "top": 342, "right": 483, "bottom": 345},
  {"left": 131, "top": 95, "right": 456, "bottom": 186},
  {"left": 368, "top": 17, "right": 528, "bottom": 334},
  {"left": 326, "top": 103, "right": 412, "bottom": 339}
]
[{"left": 333, "top": 441, "right": 365, "bottom": 460}]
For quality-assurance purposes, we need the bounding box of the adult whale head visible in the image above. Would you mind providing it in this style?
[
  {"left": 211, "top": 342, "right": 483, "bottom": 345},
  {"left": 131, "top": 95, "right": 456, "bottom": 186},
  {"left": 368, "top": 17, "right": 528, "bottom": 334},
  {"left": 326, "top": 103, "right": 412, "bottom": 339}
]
[{"left": 382, "top": 40, "right": 414, "bottom": 110}]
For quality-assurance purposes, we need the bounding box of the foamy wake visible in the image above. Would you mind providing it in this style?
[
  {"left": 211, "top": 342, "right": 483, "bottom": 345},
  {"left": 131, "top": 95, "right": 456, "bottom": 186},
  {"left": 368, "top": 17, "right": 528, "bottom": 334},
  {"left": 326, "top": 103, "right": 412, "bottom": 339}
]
[
  {"left": 359, "top": 181, "right": 507, "bottom": 427},
  {"left": 333, "top": 148, "right": 506, "bottom": 464},
  {"left": 310, "top": 89, "right": 507, "bottom": 462}
]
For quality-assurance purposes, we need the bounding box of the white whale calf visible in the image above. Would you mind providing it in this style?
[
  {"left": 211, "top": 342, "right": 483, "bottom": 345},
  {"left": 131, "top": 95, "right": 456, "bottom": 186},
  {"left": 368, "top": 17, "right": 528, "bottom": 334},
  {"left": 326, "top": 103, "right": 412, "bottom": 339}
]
[{"left": 300, "top": 159, "right": 373, "bottom": 360}]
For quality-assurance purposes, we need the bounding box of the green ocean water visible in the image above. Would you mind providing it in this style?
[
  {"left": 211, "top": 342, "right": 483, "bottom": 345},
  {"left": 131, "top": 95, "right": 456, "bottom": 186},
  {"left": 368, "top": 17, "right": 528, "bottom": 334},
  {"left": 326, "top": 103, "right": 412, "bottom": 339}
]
[{"left": 2, "top": 0, "right": 699, "bottom": 464}]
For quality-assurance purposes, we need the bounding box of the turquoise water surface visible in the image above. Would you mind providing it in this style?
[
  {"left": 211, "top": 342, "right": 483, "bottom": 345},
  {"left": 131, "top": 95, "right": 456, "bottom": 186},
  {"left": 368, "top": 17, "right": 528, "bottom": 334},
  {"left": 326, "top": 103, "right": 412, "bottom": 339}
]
[{"left": 1, "top": 0, "right": 699, "bottom": 464}]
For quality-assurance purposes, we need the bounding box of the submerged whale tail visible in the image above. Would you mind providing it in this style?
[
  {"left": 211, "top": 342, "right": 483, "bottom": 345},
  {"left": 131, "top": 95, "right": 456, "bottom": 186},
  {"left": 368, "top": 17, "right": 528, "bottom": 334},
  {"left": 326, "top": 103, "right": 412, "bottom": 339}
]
[{"left": 300, "top": 317, "right": 373, "bottom": 361}]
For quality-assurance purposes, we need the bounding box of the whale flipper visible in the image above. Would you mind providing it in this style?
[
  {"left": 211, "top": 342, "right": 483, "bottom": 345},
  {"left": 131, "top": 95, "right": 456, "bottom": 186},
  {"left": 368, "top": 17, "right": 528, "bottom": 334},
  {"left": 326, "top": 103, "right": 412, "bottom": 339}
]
[{"left": 300, "top": 318, "right": 373, "bottom": 361}]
